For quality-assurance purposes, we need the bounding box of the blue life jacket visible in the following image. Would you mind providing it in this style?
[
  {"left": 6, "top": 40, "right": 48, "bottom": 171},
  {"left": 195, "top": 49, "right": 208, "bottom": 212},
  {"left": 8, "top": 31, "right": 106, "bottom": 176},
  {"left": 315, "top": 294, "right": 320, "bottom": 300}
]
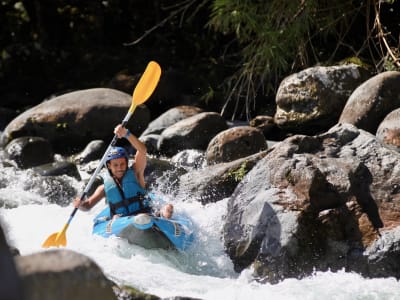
[{"left": 103, "top": 169, "right": 151, "bottom": 216}]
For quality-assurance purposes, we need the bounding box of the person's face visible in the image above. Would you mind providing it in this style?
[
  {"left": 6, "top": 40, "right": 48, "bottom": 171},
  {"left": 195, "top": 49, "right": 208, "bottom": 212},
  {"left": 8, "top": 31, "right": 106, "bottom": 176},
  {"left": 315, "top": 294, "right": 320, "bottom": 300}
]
[{"left": 107, "top": 157, "right": 128, "bottom": 179}]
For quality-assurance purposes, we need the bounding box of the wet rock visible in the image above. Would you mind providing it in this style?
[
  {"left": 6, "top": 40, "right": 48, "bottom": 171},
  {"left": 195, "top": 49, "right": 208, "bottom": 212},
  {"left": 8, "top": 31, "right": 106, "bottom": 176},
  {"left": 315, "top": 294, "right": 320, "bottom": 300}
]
[
  {"left": 171, "top": 149, "right": 206, "bottom": 169},
  {"left": 145, "top": 157, "right": 187, "bottom": 193},
  {"left": 275, "top": 64, "right": 370, "bottom": 134},
  {"left": 113, "top": 285, "right": 160, "bottom": 300},
  {"left": 249, "top": 115, "right": 289, "bottom": 141},
  {"left": 206, "top": 126, "right": 267, "bottom": 165},
  {"left": 25, "top": 174, "right": 78, "bottom": 206},
  {"left": 176, "top": 151, "right": 267, "bottom": 204},
  {"left": 223, "top": 123, "right": 400, "bottom": 282},
  {"left": 141, "top": 105, "right": 204, "bottom": 136},
  {"left": 0, "top": 221, "right": 23, "bottom": 300},
  {"left": 15, "top": 249, "right": 117, "bottom": 300},
  {"left": 5, "top": 136, "right": 54, "bottom": 169},
  {"left": 33, "top": 160, "right": 81, "bottom": 181},
  {"left": 339, "top": 71, "right": 400, "bottom": 134},
  {"left": 140, "top": 134, "right": 160, "bottom": 155},
  {"left": 1, "top": 88, "right": 150, "bottom": 154},
  {"left": 73, "top": 140, "right": 106, "bottom": 164},
  {"left": 158, "top": 112, "right": 228, "bottom": 157}
]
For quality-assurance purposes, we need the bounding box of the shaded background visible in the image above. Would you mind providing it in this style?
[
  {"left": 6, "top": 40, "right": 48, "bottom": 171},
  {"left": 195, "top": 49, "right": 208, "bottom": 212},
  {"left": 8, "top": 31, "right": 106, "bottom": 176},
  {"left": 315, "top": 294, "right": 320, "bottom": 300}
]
[{"left": 1, "top": 0, "right": 399, "bottom": 120}]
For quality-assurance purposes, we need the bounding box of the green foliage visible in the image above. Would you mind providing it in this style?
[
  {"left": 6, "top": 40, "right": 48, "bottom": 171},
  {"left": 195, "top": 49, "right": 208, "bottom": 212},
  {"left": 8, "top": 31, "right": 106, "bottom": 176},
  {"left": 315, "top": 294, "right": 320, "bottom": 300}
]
[
  {"left": 1, "top": 0, "right": 398, "bottom": 121},
  {"left": 225, "top": 160, "right": 248, "bottom": 182},
  {"left": 207, "top": 0, "right": 360, "bottom": 119},
  {"left": 206, "top": 0, "right": 400, "bottom": 120},
  {"left": 56, "top": 122, "right": 69, "bottom": 131}
]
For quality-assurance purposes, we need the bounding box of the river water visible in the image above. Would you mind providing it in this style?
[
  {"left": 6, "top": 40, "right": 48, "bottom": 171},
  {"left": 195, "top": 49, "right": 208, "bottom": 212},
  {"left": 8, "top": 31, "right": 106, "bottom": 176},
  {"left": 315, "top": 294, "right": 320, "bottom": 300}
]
[{"left": 1, "top": 151, "right": 400, "bottom": 300}]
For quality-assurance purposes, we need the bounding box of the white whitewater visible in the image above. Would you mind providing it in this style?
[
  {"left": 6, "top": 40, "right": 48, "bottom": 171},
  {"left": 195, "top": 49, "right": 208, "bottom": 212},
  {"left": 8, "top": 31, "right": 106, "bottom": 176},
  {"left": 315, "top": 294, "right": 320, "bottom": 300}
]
[{"left": 1, "top": 153, "right": 400, "bottom": 300}]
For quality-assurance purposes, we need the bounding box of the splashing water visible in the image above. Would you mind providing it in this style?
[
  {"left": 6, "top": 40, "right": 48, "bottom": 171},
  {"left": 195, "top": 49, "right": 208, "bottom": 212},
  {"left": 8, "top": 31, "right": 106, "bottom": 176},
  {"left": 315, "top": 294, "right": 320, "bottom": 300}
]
[{"left": 1, "top": 152, "right": 400, "bottom": 300}]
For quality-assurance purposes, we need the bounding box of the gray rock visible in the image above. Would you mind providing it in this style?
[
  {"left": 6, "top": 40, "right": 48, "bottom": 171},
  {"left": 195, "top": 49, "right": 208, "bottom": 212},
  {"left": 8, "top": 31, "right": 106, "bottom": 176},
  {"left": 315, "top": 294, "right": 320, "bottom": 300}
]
[
  {"left": 339, "top": 71, "right": 400, "bottom": 134},
  {"left": 1, "top": 88, "right": 150, "bottom": 154},
  {"left": 140, "top": 134, "right": 160, "bottom": 155},
  {"left": 176, "top": 151, "right": 267, "bottom": 204},
  {"left": 32, "top": 160, "right": 81, "bottom": 180},
  {"left": 0, "top": 222, "right": 23, "bottom": 300},
  {"left": 73, "top": 140, "right": 106, "bottom": 164},
  {"left": 223, "top": 123, "right": 400, "bottom": 282},
  {"left": 15, "top": 249, "right": 117, "bottom": 300},
  {"left": 141, "top": 105, "right": 203, "bottom": 136},
  {"left": 171, "top": 149, "right": 205, "bottom": 169},
  {"left": 206, "top": 126, "right": 267, "bottom": 165},
  {"left": 158, "top": 112, "right": 228, "bottom": 156},
  {"left": 5, "top": 136, "right": 54, "bottom": 169},
  {"left": 275, "top": 64, "right": 370, "bottom": 134}
]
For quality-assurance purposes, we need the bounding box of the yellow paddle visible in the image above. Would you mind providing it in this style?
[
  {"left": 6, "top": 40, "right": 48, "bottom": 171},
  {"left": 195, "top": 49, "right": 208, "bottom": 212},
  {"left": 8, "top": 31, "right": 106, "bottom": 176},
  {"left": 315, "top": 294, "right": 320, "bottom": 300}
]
[{"left": 42, "top": 61, "right": 161, "bottom": 248}]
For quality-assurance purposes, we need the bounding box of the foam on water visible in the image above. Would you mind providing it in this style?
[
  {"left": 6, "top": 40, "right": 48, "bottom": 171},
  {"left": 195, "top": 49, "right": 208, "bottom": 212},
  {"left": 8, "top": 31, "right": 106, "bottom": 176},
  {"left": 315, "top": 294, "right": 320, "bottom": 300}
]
[
  {"left": 1, "top": 150, "right": 400, "bottom": 300},
  {"left": 2, "top": 199, "right": 400, "bottom": 300}
]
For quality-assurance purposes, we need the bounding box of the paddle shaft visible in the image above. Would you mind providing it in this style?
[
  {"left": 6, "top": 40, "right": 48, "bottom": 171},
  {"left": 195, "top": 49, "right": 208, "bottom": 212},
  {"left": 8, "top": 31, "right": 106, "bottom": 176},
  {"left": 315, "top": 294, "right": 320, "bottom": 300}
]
[
  {"left": 68, "top": 109, "right": 136, "bottom": 223},
  {"left": 42, "top": 61, "right": 161, "bottom": 248}
]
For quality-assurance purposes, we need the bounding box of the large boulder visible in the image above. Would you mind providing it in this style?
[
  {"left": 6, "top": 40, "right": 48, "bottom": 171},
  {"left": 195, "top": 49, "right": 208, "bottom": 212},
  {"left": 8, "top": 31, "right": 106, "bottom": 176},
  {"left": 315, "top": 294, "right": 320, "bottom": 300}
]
[
  {"left": 249, "top": 115, "right": 289, "bottom": 141},
  {"left": 339, "top": 71, "right": 400, "bottom": 134},
  {"left": 4, "top": 136, "right": 54, "bottom": 169},
  {"left": 206, "top": 126, "right": 267, "bottom": 165},
  {"left": 176, "top": 151, "right": 267, "bottom": 204},
  {"left": 0, "top": 222, "right": 23, "bottom": 300},
  {"left": 1, "top": 88, "right": 150, "bottom": 154},
  {"left": 275, "top": 64, "right": 370, "bottom": 134},
  {"left": 23, "top": 173, "right": 78, "bottom": 206},
  {"left": 72, "top": 140, "right": 107, "bottom": 164},
  {"left": 141, "top": 105, "right": 204, "bottom": 136},
  {"left": 223, "top": 123, "right": 400, "bottom": 283},
  {"left": 144, "top": 156, "right": 187, "bottom": 192},
  {"left": 171, "top": 149, "right": 206, "bottom": 169},
  {"left": 15, "top": 250, "right": 117, "bottom": 300},
  {"left": 32, "top": 161, "right": 81, "bottom": 180},
  {"left": 157, "top": 112, "right": 228, "bottom": 156}
]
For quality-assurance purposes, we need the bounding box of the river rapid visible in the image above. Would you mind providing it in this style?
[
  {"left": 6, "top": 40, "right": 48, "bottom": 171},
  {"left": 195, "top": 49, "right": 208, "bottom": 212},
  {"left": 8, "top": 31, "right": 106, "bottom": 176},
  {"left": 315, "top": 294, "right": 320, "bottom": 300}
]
[{"left": 1, "top": 149, "right": 400, "bottom": 300}]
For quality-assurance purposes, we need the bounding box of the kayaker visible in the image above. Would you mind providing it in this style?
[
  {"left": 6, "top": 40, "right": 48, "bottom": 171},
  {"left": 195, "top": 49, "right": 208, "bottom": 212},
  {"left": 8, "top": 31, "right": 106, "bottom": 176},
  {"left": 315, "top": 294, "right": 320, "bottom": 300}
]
[{"left": 73, "top": 124, "right": 173, "bottom": 219}]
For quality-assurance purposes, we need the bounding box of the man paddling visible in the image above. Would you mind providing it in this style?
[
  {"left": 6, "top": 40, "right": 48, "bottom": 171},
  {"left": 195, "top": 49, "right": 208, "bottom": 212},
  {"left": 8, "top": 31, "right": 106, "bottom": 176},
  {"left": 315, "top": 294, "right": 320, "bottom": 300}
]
[{"left": 73, "top": 124, "right": 173, "bottom": 219}]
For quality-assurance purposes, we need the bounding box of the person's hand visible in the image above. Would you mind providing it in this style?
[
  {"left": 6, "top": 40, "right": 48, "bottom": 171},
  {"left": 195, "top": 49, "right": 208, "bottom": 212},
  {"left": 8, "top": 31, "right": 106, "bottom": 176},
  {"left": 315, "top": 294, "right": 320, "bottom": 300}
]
[
  {"left": 73, "top": 197, "right": 90, "bottom": 211},
  {"left": 114, "top": 124, "right": 129, "bottom": 139},
  {"left": 72, "top": 197, "right": 81, "bottom": 208}
]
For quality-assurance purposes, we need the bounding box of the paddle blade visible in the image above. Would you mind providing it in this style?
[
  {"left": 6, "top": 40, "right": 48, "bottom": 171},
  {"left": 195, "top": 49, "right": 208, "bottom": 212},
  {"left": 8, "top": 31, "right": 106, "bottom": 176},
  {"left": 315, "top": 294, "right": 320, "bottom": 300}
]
[
  {"left": 42, "top": 224, "right": 68, "bottom": 248},
  {"left": 130, "top": 61, "right": 161, "bottom": 110}
]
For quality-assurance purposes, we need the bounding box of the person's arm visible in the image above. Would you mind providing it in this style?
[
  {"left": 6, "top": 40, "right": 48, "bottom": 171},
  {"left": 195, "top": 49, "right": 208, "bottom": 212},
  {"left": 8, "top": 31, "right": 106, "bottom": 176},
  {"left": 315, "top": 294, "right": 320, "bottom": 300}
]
[
  {"left": 114, "top": 124, "right": 147, "bottom": 188},
  {"left": 73, "top": 185, "right": 105, "bottom": 211},
  {"left": 132, "top": 136, "right": 147, "bottom": 188}
]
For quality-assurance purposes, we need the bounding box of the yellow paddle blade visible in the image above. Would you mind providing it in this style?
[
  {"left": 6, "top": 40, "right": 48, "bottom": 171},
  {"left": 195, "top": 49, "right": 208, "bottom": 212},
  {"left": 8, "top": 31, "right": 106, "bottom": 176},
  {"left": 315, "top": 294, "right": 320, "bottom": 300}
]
[
  {"left": 42, "top": 224, "right": 68, "bottom": 248},
  {"left": 41, "top": 62, "right": 161, "bottom": 248},
  {"left": 129, "top": 61, "right": 161, "bottom": 112}
]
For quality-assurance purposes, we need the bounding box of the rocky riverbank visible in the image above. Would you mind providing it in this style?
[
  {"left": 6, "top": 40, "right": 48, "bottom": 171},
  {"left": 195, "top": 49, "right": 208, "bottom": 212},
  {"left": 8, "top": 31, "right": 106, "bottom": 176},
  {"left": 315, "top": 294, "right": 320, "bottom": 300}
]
[{"left": 1, "top": 64, "right": 400, "bottom": 299}]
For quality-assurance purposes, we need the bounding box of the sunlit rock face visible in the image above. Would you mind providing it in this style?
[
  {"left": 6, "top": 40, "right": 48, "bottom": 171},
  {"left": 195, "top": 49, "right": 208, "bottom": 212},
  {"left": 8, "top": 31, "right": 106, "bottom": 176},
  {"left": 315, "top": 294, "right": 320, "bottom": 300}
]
[
  {"left": 1, "top": 88, "right": 150, "bottom": 154},
  {"left": 339, "top": 71, "right": 400, "bottom": 134},
  {"left": 224, "top": 123, "right": 400, "bottom": 283},
  {"left": 275, "top": 64, "right": 370, "bottom": 135}
]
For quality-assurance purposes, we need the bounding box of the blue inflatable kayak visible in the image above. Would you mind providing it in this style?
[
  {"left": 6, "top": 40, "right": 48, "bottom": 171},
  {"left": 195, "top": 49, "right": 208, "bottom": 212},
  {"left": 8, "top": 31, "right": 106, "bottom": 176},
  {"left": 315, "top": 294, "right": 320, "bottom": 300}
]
[{"left": 92, "top": 204, "right": 194, "bottom": 251}]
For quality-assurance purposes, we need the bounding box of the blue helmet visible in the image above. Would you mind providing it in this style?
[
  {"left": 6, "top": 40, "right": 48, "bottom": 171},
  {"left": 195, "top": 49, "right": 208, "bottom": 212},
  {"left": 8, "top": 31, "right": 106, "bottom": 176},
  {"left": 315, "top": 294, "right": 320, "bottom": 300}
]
[{"left": 106, "top": 147, "right": 128, "bottom": 163}]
